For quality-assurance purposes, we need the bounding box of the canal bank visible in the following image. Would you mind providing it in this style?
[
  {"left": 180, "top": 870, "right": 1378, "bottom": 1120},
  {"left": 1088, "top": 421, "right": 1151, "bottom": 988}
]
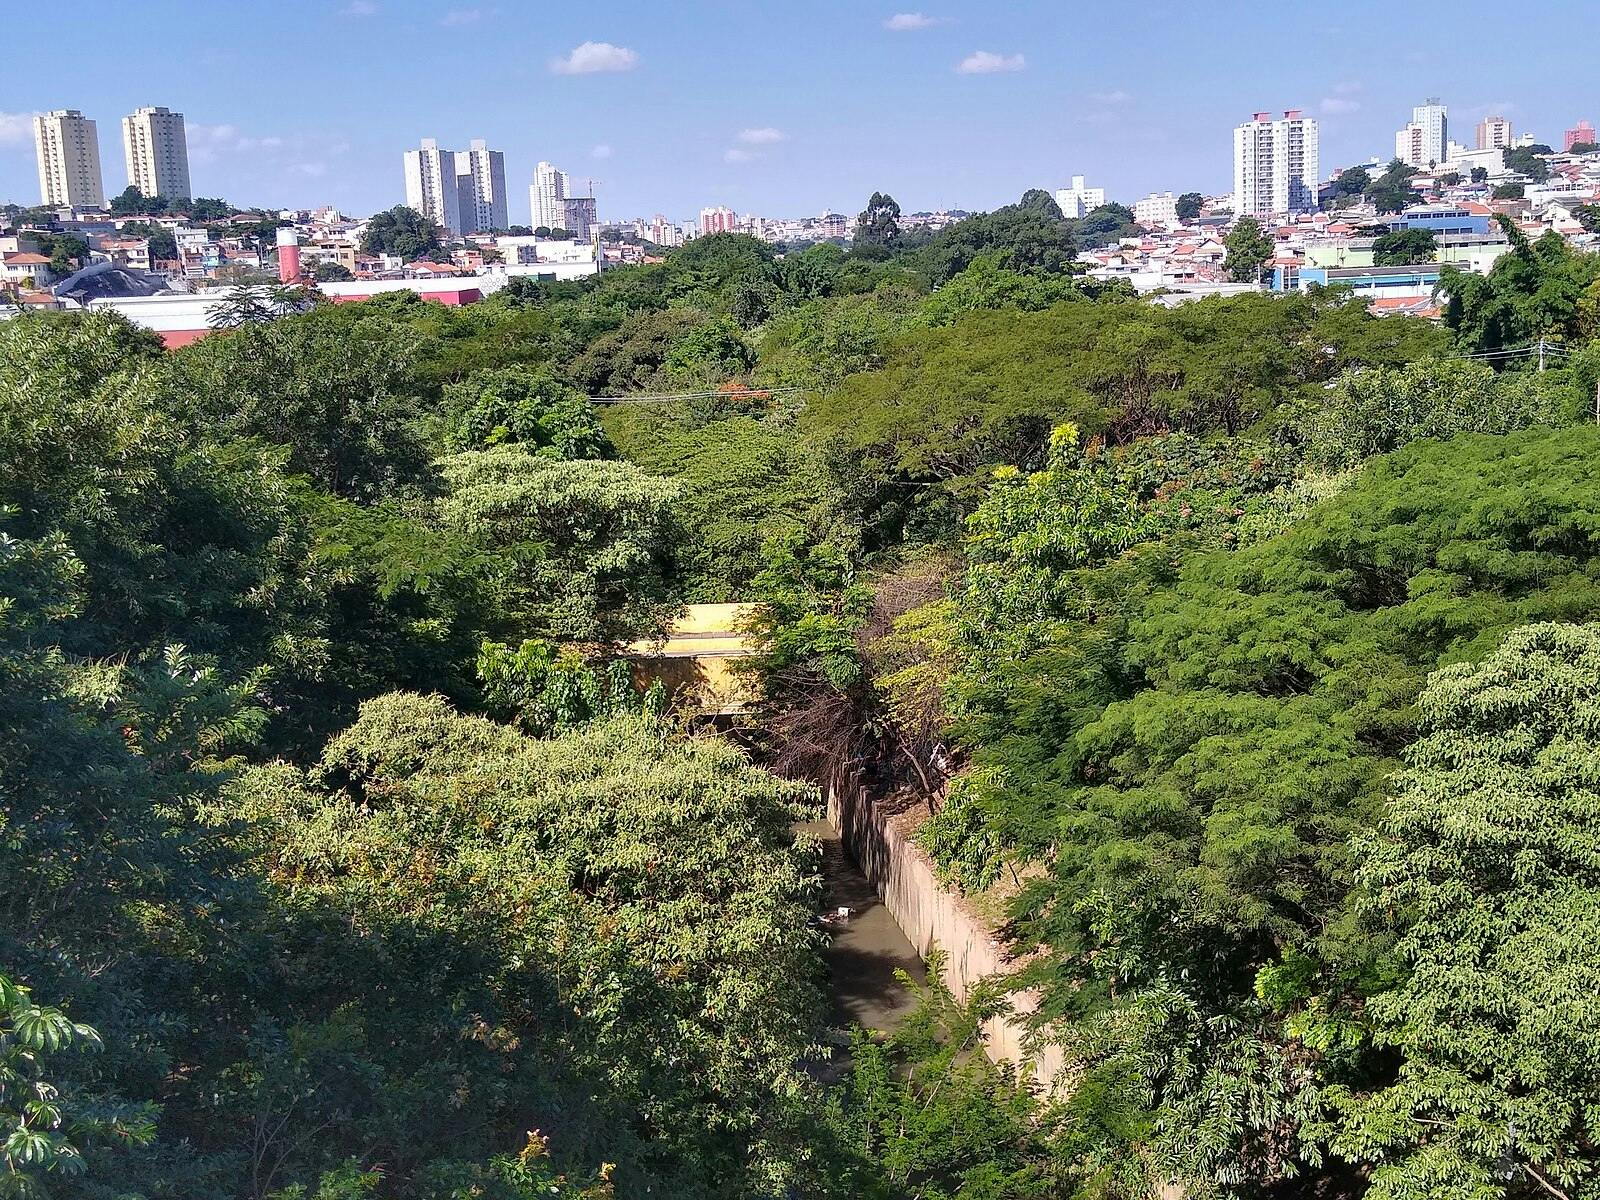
[{"left": 828, "top": 780, "right": 1065, "bottom": 1091}]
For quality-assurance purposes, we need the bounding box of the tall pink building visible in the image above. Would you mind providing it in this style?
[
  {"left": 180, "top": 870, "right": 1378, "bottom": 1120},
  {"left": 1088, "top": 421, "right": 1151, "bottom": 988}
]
[
  {"left": 699, "top": 205, "right": 737, "bottom": 236},
  {"left": 1565, "top": 120, "right": 1596, "bottom": 151}
]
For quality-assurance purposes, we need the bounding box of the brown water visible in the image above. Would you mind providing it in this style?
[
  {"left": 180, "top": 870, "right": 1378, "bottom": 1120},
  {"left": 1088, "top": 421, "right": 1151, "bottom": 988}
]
[{"left": 799, "top": 818, "right": 925, "bottom": 1033}]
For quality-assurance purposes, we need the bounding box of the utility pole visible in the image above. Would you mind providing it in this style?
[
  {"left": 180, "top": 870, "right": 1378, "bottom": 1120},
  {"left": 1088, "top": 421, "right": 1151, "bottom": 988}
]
[{"left": 1538, "top": 337, "right": 1547, "bottom": 372}]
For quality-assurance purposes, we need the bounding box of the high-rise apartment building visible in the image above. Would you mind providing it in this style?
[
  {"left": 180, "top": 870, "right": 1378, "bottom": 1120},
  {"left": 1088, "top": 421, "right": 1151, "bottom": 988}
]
[
  {"left": 455, "top": 139, "right": 507, "bottom": 234},
  {"left": 1053, "top": 175, "right": 1105, "bottom": 218},
  {"left": 122, "top": 106, "right": 191, "bottom": 199},
  {"left": 562, "top": 195, "right": 597, "bottom": 241},
  {"left": 1565, "top": 120, "right": 1597, "bottom": 151},
  {"left": 1233, "top": 110, "right": 1319, "bottom": 218},
  {"left": 1394, "top": 99, "right": 1448, "bottom": 168},
  {"left": 530, "top": 162, "right": 569, "bottom": 231},
  {"left": 403, "top": 138, "right": 462, "bottom": 234},
  {"left": 699, "top": 206, "right": 738, "bottom": 235},
  {"left": 34, "top": 110, "right": 105, "bottom": 208},
  {"left": 1476, "top": 115, "right": 1513, "bottom": 151}
]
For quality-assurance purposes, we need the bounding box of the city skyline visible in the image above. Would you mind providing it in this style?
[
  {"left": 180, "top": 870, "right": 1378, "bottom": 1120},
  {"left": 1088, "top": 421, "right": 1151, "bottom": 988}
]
[{"left": 2, "top": 0, "right": 1597, "bottom": 222}]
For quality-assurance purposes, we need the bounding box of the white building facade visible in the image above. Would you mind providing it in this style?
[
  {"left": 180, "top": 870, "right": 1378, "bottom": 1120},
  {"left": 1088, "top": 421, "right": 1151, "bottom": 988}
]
[
  {"left": 1133, "top": 191, "right": 1179, "bottom": 226},
  {"left": 530, "top": 162, "right": 569, "bottom": 232},
  {"left": 455, "top": 139, "right": 507, "bottom": 234},
  {"left": 34, "top": 110, "right": 105, "bottom": 208},
  {"left": 1054, "top": 174, "right": 1106, "bottom": 218},
  {"left": 1233, "top": 110, "right": 1319, "bottom": 218},
  {"left": 1395, "top": 99, "right": 1448, "bottom": 168},
  {"left": 404, "top": 138, "right": 462, "bottom": 234},
  {"left": 122, "top": 107, "right": 191, "bottom": 200}
]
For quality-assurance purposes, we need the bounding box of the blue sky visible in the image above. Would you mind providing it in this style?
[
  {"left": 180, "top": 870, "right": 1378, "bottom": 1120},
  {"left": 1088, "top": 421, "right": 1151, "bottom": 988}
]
[{"left": 1, "top": 0, "right": 1594, "bottom": 223}]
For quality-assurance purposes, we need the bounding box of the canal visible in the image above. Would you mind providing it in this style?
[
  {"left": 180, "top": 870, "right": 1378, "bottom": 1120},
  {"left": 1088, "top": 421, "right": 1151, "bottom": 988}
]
[{"left": 799, "top": 817, "right": 925, "bottom": 1034}]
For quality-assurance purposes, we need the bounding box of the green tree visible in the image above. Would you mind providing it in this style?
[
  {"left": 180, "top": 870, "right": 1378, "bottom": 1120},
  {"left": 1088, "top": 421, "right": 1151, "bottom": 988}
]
[
  {"left": 359, "top": 205, "right": 440, "bottom": 259},
  {"left": 1332, "top": 167, "right": 1372, "bottom": 197},
  {"left": 207, "top": 282, "right": 314, "bottom": 329},
  {"left": 1299, "top": 358, "right": 1567, "bottom": 468},
  {"left": 1223, "top": 216, "right": 1273, "bottom": 282},
  {"left": 440, "top": 365, "right": 612, "bottom": 456},
  {"left": 165, "top": 303, "right": 433, "bottom": 501},
  {"left": 1366, "top": 160, "right": 1421, "bottom": 214},
  {"left": 0, "top": 971, "right": 155, "bottom": 1199},
  {"left": 946, "top": 425, "right": 1600, "bottom": 1191},
  {"left": 310, "top": 260, "right": 353, "bottom": 282},
  {"left": 1570, "top": 140, "right": 1599, "bottom": 154},
  {"left": 908, "top": 193, "right": 1077, "bottom": 282},
  {"left": 435, "top": 445, "right": 682, "bottom": 642},
  {"left": 1332, "top": 623, "right": 1600, "bottom": 1199},
  {"left": 1471, "top": 166, "right": 1489, "bottom": 183},
  {"left": 1372, "top": 227, "right": 1437, "bottom": 265},
  {"left": 1492, "top": 181, "right": 1525, "bottom": 200},
  {"left": 1572, "top": 202, "right": 1600, "bottom": 233},
  {"left": 1175, "top": 191, "right": 1204, "bottom": 221},
  {"left": 1442, "top": 215, "right": 1600, "bottom": 351},
  {"left": 108, "top": 186, "right": 160, "bottom": 217},
  {"left": 853, "top": 191, "right": 902, "bottom": 256},
  {"left": 917, "top": 253, "right": 1085, "bottom": 327},
  {"left": 1503, "top": 145, "right": 1551, "bottom": 181}
]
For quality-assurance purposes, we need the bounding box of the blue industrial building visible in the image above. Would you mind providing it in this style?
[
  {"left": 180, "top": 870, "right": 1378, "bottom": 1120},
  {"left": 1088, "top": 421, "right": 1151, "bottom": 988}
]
[{"left": 1390, "top": 203, "right": 1490, "bottom": 236}]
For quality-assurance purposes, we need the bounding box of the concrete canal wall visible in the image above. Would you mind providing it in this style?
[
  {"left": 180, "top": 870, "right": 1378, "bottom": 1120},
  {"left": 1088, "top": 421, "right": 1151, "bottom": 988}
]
[{"left": 827, "top": 780, "right": 1065, "bottom": 1092}]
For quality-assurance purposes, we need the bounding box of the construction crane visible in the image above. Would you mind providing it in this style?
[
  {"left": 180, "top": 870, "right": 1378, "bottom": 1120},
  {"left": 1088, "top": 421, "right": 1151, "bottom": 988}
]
[{"left": 581, "top": 179, "right": 604, "bottom": 272}]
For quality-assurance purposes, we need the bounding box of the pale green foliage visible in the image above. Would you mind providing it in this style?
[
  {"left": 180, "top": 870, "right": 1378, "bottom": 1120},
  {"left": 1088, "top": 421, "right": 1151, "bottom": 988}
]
[
  {"left": 1332, "top": 623, "right": 1600, "bottom": 1198},
  {"left": 239, "top": 694, "right": 826, "bottom": 1195},
  {"left": 961, "top": 424, "right": 1151, "bottom": 654},
  {"left": 436, "top": 445, "right": 682, "bottom": 642},
  {"left": 917, "top": 253, "right": 1083, "bottom": 328},
  {"left": 1302, "top": 359, "right": 1568, "bottom": 469}
]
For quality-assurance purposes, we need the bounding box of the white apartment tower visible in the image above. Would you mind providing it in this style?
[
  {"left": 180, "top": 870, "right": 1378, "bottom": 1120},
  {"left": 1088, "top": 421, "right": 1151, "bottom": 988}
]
[
  {"left": 404, "top": 138, "right": 462, "bottom": 234},
  {"left": 1054, "top": 174, "right": 1106, "bottom": 218},
  {"left": 1395, "top": 99, "right": 1448, "bottom": 168},
  {"left": 1476, "top": 115, "right": 1513, "bottom": 151},
  {"left": 1233, "top": 110, "right": 1319, "bottom": 218},
  {"left": 530, "top": 161, "right": 568, "bottom": 231},
  {"left": 122, "top": 106, "right": 191, "bottom": 200},
  {"left": 455, "top": 139, "right": 507, "bottom": 234},
  {"left": 34, "top": 110, "right": 105, "bottom": 208}
]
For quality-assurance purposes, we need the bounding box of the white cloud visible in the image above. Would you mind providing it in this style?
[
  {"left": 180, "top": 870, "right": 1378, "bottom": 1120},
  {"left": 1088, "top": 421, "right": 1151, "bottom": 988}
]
[
  {"left": 737, "top": 127, "right": 786, "bottom": 145},
  {"left": 187, "top": 123, "right": 289, "bottom": 164},
  {"left": 340, "top": 0, "right": 378, "bottom": 14},
  {"left": 292, "top": 162, "right": 328, "bottom": 177},
  {"left": 591, "top": 143, "right": 613, "bottom": 159},
  {"left": 724, "top": 148, "right": 757, "bottom": 164},
  {"left": 1320, "top": 97, "right": 1360, "bottom": 115},
  {"left": 440, "top": 7, "right": 482, "bottom": 25},
  {"left": 1089, "top": 89, "right": 1131, "bottom": 104},
  {"left": 0, "top": 111, "right": 38, "bottom": 146},
  {"left": 956, "top": 50, "right": 1024, "bottom": 75},
  {"left": 884, "top": 11, "right": 945, "bottom": 30},
  {"left": 551, "top": 41, "right": 639, "bottom": 74},
  {"left": 1333, "top": 80, "right": 1362, "bottom": 95}
]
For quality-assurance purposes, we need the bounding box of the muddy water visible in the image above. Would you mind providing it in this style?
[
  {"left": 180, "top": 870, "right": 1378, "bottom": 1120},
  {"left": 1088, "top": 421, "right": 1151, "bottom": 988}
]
[{"left": 799, "top": 817, "right": 925, "bottom": 1033}]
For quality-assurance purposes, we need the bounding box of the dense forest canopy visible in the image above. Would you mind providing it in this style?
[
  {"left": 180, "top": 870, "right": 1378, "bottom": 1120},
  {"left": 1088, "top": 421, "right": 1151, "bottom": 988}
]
[{"left": 6, "top": 190, "right": 1600, "bottom": 1200}]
